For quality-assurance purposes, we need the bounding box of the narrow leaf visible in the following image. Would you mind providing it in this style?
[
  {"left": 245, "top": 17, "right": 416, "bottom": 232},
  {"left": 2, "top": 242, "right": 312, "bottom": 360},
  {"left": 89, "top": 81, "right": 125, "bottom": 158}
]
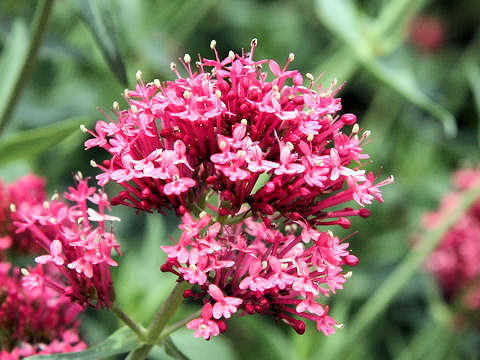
[
  {"left": 314, "top": 0, "right": 456, "bottom": 136},
  {"left": 71, "top": 0, "right": 128, "bottom": 86},
  {"left": 463, "top": 59, "right": 480, "bottom": 146},
  {"left": 25, "top": 326, "right": 141, "bottom": 360},
  {"left": 0, "top": 117, "right": 87, "bottom": 166},
  {"left": 0, "top": 20, "right": 29, "bottom": 123}
]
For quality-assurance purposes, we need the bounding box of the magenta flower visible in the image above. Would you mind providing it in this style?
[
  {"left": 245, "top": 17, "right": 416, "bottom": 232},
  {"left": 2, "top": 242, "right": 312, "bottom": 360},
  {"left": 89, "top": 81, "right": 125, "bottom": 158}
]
[
  {"left": 85, "top": 40, "right": 392, "bottom": 337},
  {"left": 12, "top": 175, "right": 121, "bottom": 309}
]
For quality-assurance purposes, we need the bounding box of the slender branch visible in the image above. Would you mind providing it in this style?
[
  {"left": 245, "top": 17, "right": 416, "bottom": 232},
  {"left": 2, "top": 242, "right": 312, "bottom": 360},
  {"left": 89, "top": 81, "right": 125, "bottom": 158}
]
[
  {"left": 111, "top": 303, "right": 147, "bottom": 340},
  {"left": 0, "top": 0, "right": 55, "bottom": 134},
  {"left": 159, "top": 308, "right": 202, "bottom": 340},
  {"left": 127, "top": 281, "right": 191, "bottom": 360}
]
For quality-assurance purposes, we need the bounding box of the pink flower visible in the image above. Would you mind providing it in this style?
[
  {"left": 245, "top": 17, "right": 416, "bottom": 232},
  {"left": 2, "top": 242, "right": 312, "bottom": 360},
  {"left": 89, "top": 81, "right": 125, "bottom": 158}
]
[
  {"left": 186, "top": 303, "right": 221, "bottom": 340},
  {"left": 0, "top": 263, "right": 86, "bottom": 356},
  {"left": 209, "top": 284, "right": 243, "bottom": 319},
  {"left": 423, "top": 168, "right": 480, "bottom": 314},
  {"left": 13, "top": 177, "right": 121, "bottom": 309}
]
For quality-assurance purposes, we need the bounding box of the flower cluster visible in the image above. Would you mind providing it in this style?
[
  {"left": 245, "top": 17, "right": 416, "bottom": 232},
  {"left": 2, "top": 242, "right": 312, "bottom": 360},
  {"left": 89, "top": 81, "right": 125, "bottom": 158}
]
[
  {"left": 0, "top": 174, "right": 46, "bottom": 255},
  {"left": 164, "top": 213, "right": 357, "bottom": 338},
  {"left": 424, "top": 168, "right": 480, "bottom": 310},
  {"left": 85, "top": 40, "right": 392, "bottom": 338},
  {"left": 0, "top": 263, "right": 86, "bottom": 359},
  {"left": 13, "top": 174, "right": 121, "bottom": 309},
  {"left": 0, "top": 175, "right": 90, "bottom": 358}
]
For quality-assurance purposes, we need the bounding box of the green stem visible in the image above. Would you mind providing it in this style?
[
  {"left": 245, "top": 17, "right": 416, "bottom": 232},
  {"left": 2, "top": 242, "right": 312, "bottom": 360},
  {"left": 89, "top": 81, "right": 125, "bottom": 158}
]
[
  {"left": 0, "top": 0, "right": 55, "bottom": 135},
  {"left": 127, "top": 281, "right": 191, "bottom": 360},
  {"left": 322, "top": 181, "right": 480, "bottom": 360},
  {"left": 159, "top": 309, "right": 202, "bottom": 340},
  {"left": 111, "top": 303, "right": 147, "bottom": 340}
]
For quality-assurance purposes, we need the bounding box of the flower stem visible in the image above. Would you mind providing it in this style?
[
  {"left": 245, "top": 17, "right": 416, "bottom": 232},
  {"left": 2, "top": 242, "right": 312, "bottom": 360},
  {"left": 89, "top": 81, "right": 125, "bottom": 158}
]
[
  {"left": 127, "top": 281, "right": 191, "bottom": 360},
  {"left": 159, "top": 308, "right": 202, "bottom": 340},
  {"left": 111, "top": 303, "right": 147, "bottom": 340},
  {"left": 0, "top": 0, "right": 55, "bottom": 135}
]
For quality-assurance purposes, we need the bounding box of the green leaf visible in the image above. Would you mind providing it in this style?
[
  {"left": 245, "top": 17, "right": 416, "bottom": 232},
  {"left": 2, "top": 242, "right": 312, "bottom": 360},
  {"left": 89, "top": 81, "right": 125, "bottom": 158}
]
[
  {"left": 25, "top": 326, "right": 141, "bottom": 360},
  {"left": 0, "top": 20, "right": 29, "bottom": 123},
  {"left": 0, "top": 117, "right": 87, "bottom": 166},
  {"left": 463, "top": 59, "right": 480, "bottom": 146},
  {"left": 363, "top": 58, "right": 457, "bottom": 137},
  {"left": 314, "top": 0, "right": 456, "bottom": 137},
  {"left": 71, "top": 0, "right": 128, "bottom": 86}
]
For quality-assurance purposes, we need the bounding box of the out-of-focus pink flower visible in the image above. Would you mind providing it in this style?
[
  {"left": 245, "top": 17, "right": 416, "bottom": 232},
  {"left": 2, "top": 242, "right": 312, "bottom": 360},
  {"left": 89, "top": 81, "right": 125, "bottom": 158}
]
[
  {"left": 12, "top": 175, "right": 121, "bottom": 309},
  {"left": 408, "top": 14, "right": 446, "bottom": 54},
  {"left": 424, "top": 168, "right": 480, "bottom": 312},
  {"left": 0, "top": 262, "right": 86, "bottom": 358}
]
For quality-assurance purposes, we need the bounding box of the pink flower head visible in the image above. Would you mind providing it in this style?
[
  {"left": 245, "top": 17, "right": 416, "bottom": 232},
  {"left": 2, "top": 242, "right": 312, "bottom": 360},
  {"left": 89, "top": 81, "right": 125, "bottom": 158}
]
[
  {"left": 164, "top": 211, "right": 364, "bottom": 338},
  {"left": 85, "top": 40, "right": 391, "bottom": 229},
  {"left": 13, "top": 176, "right": 121, "bottom": 309},
  {"left": 424, "top": 168, "right": 480, "bottom": 314}
]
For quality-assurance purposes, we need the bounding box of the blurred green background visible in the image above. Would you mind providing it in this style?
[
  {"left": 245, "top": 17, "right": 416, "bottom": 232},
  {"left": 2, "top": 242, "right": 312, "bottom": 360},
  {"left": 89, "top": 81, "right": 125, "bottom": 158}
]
[{"left": 1, "top": 0, "right": 480, "bottom": 359}]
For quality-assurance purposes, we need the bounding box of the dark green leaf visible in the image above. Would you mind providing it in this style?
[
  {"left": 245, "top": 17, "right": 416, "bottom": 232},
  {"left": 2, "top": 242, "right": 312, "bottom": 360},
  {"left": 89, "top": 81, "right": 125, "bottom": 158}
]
[
  {"left": 0, "top": 117, "right": 87, "bottom": 166},
  {"left": 71, "top": 0, "right": 128, "bottom": 86},
  {"left": 26, "top": 326, "right": 141, "bottom": 360}
]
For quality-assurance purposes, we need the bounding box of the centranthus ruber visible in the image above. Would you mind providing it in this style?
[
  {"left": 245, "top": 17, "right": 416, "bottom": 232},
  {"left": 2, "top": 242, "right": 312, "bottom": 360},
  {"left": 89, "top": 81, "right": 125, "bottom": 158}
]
[
  {"left": 12, "top": 174, "right": 121, "bottom": 309},
  {"left": 84, "top": 39, "right": 392, "bottom": 338}
]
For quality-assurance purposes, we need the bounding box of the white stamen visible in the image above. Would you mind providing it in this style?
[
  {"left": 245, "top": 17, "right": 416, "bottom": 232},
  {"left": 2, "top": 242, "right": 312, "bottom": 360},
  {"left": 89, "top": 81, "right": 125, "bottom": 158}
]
[
  {"left": 90, "top": 160, "right": 98, "bottom": 168},
  {"left": 9, "top": 203, "right": 16, "bottom": 212},
  {"left": 306, "top": 73, "right": 314, "bottom": 81},
  {"left": 154, "top": 79, "right": 161, "bottom": 88},
  {"left": 183, "top": 90, "right": 191, "bottom": 99},
  {"left": 261, "top": 260, "right": 268, "bottom": 270},
  {"left": 170, "top": 62, "right": 176, "bottom": 71},
  {"left": 113, "top": 101, "right": 120, "bottom": 112},
  {"left": 130, "top": 105, "right": 138, "bottom": 114},
  {"left": 80, "top": 124, "right": 88, "bottom": 133},
  {"left": 228, "top": 50, "right": 235, "bottom": 60},
  {"left": 210, "top": 40, "right": 217, "bottom": 49},
  {"left": 21, "top": 268, "right": 29, "bottom": 276},
  {"left": 288, "top": 53, "right": 295, "bottom": 61},
  {"left": 135, "top": 70, "right": 143, "bottom": 82},
  {"left": 241, "top": 119, "right": 248, "bottom": 125},
  {"left": 307, "top": 134, "right": 314, "bottom": 142},
  {"left": 184, "top": 53, "right": 191, "bottom": 63},
  {"left": 352, "top": 123, "right": 359, "bottom": 134}
]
